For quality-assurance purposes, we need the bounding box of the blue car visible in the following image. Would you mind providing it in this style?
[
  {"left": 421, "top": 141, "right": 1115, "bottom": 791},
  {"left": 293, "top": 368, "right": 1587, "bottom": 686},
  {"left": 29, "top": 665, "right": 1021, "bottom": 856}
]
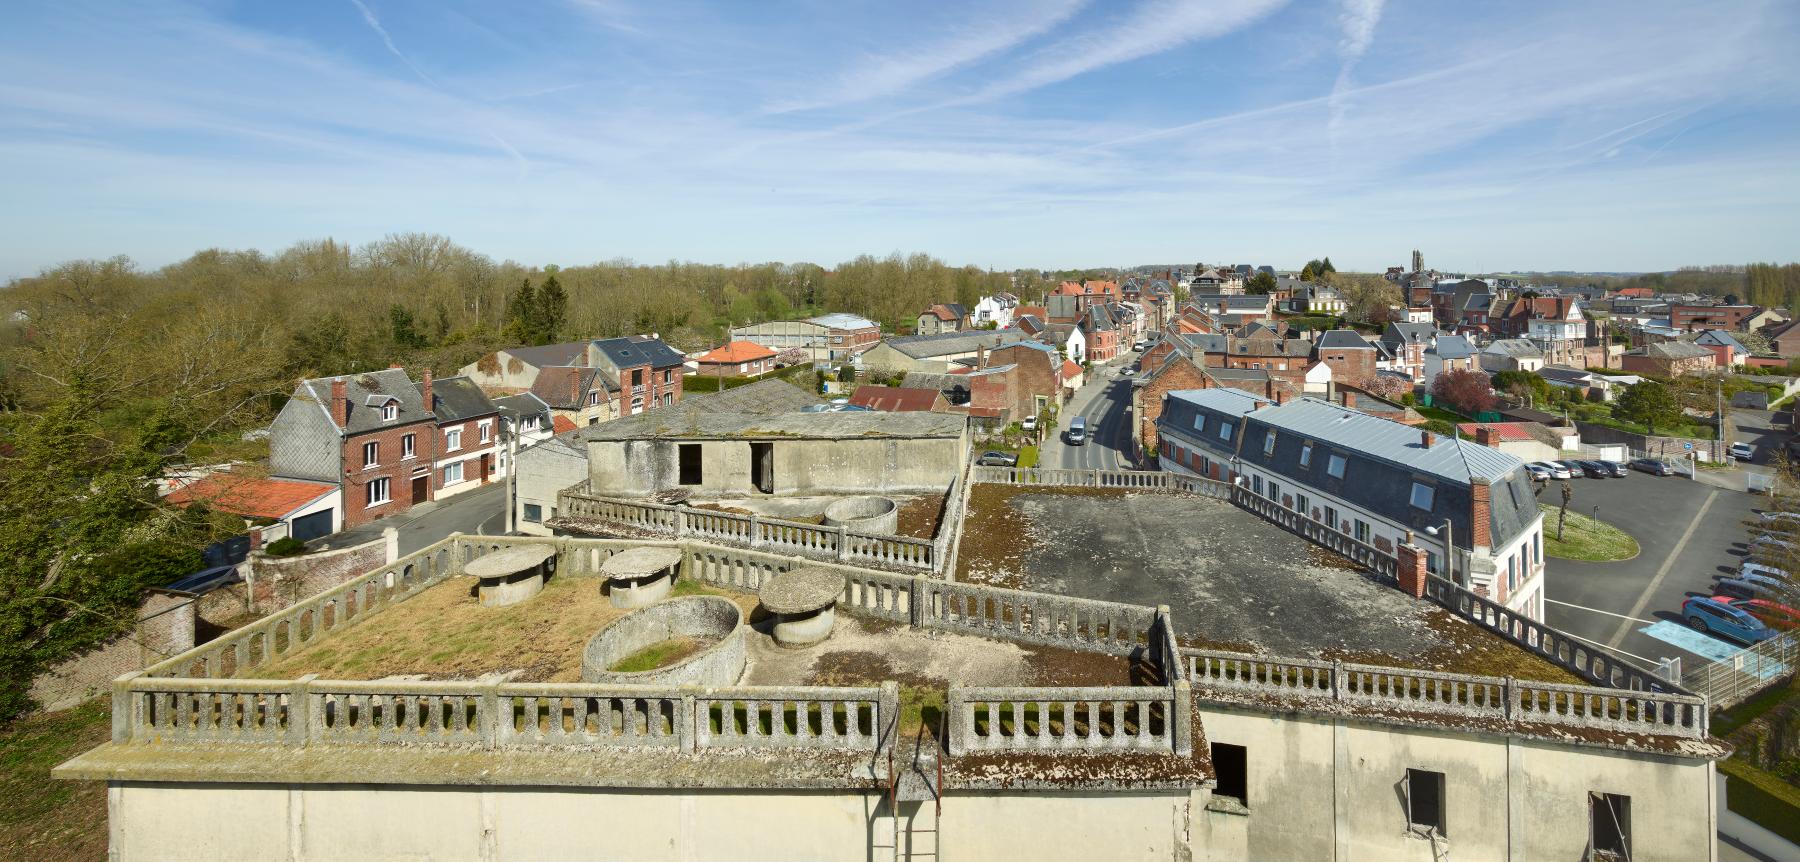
[{"left": 1683, "top": 596, "right": 1776, "bottom": 645}]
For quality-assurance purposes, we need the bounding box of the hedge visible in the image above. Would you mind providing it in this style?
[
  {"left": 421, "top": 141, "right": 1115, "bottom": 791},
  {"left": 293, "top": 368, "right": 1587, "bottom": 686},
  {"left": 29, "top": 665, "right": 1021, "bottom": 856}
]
[{"left": 1721, "top": 758, "right": 1800, "bottom": 845}]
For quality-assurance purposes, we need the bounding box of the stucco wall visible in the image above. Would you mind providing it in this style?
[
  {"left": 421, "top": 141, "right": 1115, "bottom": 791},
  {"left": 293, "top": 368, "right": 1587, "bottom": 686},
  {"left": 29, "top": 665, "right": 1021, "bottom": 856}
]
[
  {"left": 1192, "top": 704, "right": 1716, "bottom": 862},
  {"left": 589, "top": 435, "right": 966, "bottom": 497},
  {"left": 514, "top": 438, "right": 590, "bottom": 536}
]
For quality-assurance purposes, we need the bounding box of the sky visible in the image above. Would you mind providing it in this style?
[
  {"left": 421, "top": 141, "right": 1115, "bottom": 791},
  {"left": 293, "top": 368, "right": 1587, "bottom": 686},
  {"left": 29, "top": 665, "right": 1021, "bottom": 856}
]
[{"left": 1, "top": 0, "right": 1798, "bottom": 278}]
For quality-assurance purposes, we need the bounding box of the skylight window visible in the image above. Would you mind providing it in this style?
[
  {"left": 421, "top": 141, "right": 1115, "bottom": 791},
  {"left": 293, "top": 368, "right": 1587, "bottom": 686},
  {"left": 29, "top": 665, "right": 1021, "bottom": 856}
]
[
  {"left": 1326, "top": 454, "right": 1346, "bottom": 479},
  {"left": 1410, "top": 483, "right": 1435, "bottom": 511}
]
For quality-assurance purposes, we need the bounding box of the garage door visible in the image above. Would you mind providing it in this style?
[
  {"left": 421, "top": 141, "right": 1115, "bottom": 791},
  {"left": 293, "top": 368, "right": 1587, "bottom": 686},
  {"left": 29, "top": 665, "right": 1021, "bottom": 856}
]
[{"left": 290, "top": 510, "right": 334, "bottom": 542}]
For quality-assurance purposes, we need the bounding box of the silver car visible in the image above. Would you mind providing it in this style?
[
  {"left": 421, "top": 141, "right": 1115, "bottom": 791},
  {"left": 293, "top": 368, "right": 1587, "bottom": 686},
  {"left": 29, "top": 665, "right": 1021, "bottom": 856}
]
[{"left": 1530, "top": 461, "right": 1572, "bottom": 480}]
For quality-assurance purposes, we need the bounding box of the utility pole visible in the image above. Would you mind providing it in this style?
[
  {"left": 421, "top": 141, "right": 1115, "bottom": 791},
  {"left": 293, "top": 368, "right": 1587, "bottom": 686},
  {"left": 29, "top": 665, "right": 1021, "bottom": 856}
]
[{"left": 504, "top": 417, "right": 519, "bottom": 534}]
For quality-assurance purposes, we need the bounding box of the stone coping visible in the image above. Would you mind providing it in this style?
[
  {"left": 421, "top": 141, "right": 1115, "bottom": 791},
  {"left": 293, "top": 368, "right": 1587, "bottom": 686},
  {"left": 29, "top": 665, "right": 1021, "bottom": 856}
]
[
  {"left": 758, "top": 567, "right": 842, "bottom": 614},
  {"left": 599, "top": 545, "right": 683, "bottom": 577},
  {"left": 463, "top": 544, "right": 555, "bottom": 579}
]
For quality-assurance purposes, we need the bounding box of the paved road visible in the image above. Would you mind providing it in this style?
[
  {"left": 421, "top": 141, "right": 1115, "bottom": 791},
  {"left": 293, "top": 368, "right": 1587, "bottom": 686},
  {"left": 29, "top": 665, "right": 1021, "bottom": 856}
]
[
  {"left": 314, "top": 481, "right": 509, "bottom": 556},
  {"left": 1043, "top": 352, "right": 1138, "bottom": 471},
  {"left": 1542, "top": 471, "right": 1760, "bottom": 676}
]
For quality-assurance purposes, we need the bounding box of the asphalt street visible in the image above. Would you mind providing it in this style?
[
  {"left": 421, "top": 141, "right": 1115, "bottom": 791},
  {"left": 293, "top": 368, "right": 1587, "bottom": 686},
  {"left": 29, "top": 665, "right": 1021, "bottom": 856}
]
[
  {"left": 1542, "top": 470, "right": 1762, "bottom": 676},
  {"left": 1043, "top": 351, "right": 1138, "bottom": 471},
  {"left": 314, "top": 480, "right": 509, "bottom": 556}
]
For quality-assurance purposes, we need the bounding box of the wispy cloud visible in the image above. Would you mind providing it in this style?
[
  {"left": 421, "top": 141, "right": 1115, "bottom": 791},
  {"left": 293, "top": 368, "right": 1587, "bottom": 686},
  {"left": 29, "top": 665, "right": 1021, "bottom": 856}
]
[
  {"left": 1327, "top": 0, "right": 1384, "bottom": 161},
  {"left": 347, "top": 0, "right": 436, "bottom": 87}
]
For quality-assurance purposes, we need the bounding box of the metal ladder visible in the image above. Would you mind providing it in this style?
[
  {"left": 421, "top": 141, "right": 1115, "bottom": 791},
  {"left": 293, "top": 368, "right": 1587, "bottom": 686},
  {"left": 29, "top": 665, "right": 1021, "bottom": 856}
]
[{"left": 872, "top": 720, "right": 945, "bottom": 861}]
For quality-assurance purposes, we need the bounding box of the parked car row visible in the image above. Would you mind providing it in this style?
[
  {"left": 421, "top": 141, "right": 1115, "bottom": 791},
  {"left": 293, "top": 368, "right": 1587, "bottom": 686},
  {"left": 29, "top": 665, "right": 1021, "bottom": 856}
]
[
  {"left": 1526, "top": 459, "right": 1628, "bottom": 481},
  {"left": 1685, "top": 509, "right": 1800, "bottom": 645}
]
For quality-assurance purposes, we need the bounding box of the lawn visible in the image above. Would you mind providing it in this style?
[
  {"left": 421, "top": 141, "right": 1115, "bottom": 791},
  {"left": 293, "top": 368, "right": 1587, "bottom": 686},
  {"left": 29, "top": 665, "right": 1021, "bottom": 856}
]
[
  {"left": 1412, "top": 404, "right": 1467, "bottom": 425},
  {"left": 1017, "top": 445, "right": 1040, "bottom": 468},
  {"left": 1539, "top": 504, "right": 1639, "bottom": 561},
  {"left": 0, "top": 701, "right": 111, "bottom": 862}
]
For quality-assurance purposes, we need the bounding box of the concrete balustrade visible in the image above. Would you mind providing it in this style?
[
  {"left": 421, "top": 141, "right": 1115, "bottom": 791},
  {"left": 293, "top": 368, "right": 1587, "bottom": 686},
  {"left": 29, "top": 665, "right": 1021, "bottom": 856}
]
[
  {"left": 946, "top": 684, "right": 1189, "bottom": 756},
  {"left": 969, "top": 465, "right": 1232, "bottom": 499}
]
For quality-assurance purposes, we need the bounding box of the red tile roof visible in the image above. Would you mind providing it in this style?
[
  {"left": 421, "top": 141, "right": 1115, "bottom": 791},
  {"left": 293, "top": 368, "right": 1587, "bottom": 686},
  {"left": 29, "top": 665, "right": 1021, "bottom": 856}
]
[
  {"left": 847, "top": 385, "right": 940, "bottom": 412},
  {"left": 696, "top": 340, "right": 776, "bottom": 364},
  {"left": 552, "top": 415, "right": 578, "bottom": 434},
  {"left": 1456, "top": 422, "right": 1534, "bottom": 442},
  {"left": 167, "top": 473, "right": 334, "bottom": 519},
  {"left": 1062, "top": 359, "right": 1082, "bottom": 378}
]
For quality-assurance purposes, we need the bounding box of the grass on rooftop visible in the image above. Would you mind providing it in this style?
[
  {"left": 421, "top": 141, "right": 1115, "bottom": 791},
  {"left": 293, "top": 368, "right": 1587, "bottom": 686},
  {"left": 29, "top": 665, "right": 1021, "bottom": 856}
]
[
  {"left": 609, "top": 637, "right": 704, "bottom": 673},
  {"left": 1539, "top": 504, "right": 1640, "bottom": 561},
  {"left": 0, "top": 701, "right": 109, "bottom": 862}
]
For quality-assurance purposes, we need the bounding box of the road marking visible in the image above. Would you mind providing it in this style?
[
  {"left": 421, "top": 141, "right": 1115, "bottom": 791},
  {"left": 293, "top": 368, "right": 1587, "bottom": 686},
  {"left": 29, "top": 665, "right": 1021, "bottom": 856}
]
[
  {"left": 1544, "top": 598, "right": 1654, "bottom": 624},
  {"left": 1604, "top": 488, "right": 1718, "bottom": 648}
]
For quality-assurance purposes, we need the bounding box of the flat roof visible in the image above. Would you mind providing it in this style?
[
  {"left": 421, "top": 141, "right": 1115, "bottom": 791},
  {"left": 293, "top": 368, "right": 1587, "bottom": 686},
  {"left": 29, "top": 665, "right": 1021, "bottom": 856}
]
[{"left": 581, "top": 409, "right": 966, "bottom": 441}]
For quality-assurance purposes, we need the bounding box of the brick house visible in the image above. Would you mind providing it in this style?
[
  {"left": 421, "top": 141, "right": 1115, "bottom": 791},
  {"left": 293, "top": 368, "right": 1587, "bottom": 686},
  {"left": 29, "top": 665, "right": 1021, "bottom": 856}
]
[
  {"left": 915, "top": 303, "right": 968, "bottom": 336},
  {"left": 421, "top": 374, "right": 502, "bottom": 499},
  {"left": 529, "top": 366, "right": 614, "bottom": 428},
  {"left": 986, "top": 340, "right": 1066, "bottom": 422},
  {"left": 1314, "top": 330, "right": 1378, "bottom": 388},
  {"left": 1669, "top": 303, "right": 1757, "bottom": 332},
  {"left": 1082, "top": 304, "right": 1122, "bottom": 361},
  {"left": 586, "top": 336, "right": 687, "bottom": 419},
  {"left": 1768, "top": 320, "right": 1800, "bottom": 358},
  {"left": 1619, "top": 341, "right": 1717, "bottom": 377},
  {"left": 270, "top": 368, "right": 439, "bottom": 531}
]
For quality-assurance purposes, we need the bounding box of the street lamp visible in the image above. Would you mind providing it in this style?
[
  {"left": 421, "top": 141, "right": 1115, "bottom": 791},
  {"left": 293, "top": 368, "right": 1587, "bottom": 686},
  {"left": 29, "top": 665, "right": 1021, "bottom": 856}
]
[{"left": 1424, "top": 518, "right": 1457, "bottom": 586}]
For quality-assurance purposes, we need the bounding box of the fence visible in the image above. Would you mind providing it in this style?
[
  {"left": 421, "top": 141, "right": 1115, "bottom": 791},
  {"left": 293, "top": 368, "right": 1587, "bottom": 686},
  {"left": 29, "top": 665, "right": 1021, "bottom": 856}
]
[
  {"left": 1682, "top": 633, "right": 1798, "bottom": 711},
  {"left": 1230, "top": 486, "right": 1401, "bottom": 581},
  {"left": 556, "top": 482, "right": 938, "bottom": 573},
  {"left": 1422, "top": 578, "right": 1687, "bottom": 694},
  {"left": 1184, "top": 648, "right": 1710, "bottom": 740},
  {"left": 970, "top": 465, "right": 1231, "bottom": 498},
  {"left": 946, "top": 683, "right": 1192, "bottom": 755},
  {"left": 110, "top": 673, "right": 898, "bottom": 754}
]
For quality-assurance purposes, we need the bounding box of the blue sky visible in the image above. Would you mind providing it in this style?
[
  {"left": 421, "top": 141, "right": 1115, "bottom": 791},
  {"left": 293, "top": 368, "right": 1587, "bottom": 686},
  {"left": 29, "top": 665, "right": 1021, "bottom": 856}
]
[{"left": 2, "top": 0, "right": 1798, "bottom": 278}]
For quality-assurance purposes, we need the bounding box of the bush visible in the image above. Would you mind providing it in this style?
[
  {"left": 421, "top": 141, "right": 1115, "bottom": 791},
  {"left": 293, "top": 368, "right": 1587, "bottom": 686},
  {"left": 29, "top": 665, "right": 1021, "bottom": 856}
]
[{"left": 265, "top": 536, "right": 307, "bottom": 557}]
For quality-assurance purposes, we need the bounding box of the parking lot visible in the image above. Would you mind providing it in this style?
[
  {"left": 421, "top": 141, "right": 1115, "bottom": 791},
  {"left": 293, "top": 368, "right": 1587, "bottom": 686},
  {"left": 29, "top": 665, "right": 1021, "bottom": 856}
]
[{"left": 1541, "top": 467, "right": 1765, "bottom": 676}]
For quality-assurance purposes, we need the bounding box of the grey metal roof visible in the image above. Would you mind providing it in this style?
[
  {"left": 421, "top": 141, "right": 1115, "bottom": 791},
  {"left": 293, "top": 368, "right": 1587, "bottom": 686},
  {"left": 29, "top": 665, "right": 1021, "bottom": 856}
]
[
  {"left": 1243, "top": 398, "right": 1524, "bottom": 485},
  {"left": 423, "top": 375, "right": 499, "bottom": 423},
  {"left": 884, "top": 329, "right": 1026, "bottom": 359},
  {"left": 589, "top": 336, "right": 686, "bottom": 371},
  {"left": 580, "top": 409, "right": 965, "bottom": 442},
  {"left": 807, "top": 313, "right": 880, "bottom": 331},
  {"left": 493, "top": 392, "right": 551, "bottom": 423},
  {"left": 1483, "top": 339, "right": 1543, "bottom": 358},
  {"left": 1316, "top": 330, "right": 1374, "bottom": 350},
  {"left": 299, "top": 368, "right": 431, "bottom": 435},
  {"left": 1693, "top": 330, "right": 1746, "bottom": 351},
  {"left": 500, "top": 341, "right": 589, "bottom": 369},
  {"left": 1536, "top": 365, "right": 1592, "bottom": 385},
  {"left": 1381, "top": 322, "right": 1436, "bottom": 345},
  {"left": 1430, "top": 335, "right": 1475, "bottom": 359}
]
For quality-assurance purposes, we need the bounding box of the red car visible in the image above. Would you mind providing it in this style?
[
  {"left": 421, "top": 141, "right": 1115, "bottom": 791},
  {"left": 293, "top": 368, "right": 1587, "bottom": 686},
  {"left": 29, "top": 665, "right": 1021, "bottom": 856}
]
[{"left": 1722, "top": 596, "right": 1800, "bottom": 632}]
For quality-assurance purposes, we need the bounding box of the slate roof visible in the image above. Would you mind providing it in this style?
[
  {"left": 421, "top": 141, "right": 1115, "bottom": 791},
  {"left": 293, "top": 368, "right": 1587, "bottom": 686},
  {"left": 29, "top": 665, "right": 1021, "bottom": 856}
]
[
  {"left": 529, "top": 366, "right": 607, "bottom": 409},
  {"left": 1483, "top": 339, "right": 1543, "bottom": 358},
  {"left": 493, "top": 392, "right": 552, "bottom": 426},
  {"left": 1381, "top": 322, "right": 1436, "bottom": 346},
  {"left": 167, "top": 473, "right": 335, "bottom": 519},
  {"left": 1316, "top": 330, "right": 1374, "bottom": 350},
  {"left": 1693, "top": 330, "right": 1747, "bottom": 352},
  {"left": 500, "top": 341, "right": 590, "bottom": 369},
  {"left": 422, "top": 375, "right": 499, "bottom": 424},
  {"left": 298, "top": 368, "right": 430, "bottom": 435},
  {"left": 1631, "top": 341, "right": 1714, "bottom": 360},
  {"left": 1157, "top": 388, "right": 1274, "bottom": 461},
  {"left": 807, "top": 313, "right": 880, "bottom": 330},
  {"left": 1428, "top": 335, "right": 1476, "bottom": 360},
  {"left": 589, "top": 336, "right": 686, "bottom": 371},
  {"left": 883, "top": 329, "right": 1025, "bottom": 359},
  {"left": 1535, "top": 366, "right": 1593, "bottom": 386}
]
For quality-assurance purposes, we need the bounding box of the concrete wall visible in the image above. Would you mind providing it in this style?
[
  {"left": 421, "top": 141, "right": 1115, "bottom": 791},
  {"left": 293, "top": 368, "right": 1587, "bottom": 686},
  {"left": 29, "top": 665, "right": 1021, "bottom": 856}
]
[
  {"left": 246, "top": 534, "right": 389, "bottom": 613},
  {"left": 104, "top": 782, "right": 1202, "bottom": 861},
  {"left": 514, "top": 438, "right": 590, "bottom": 536},
  {"left": 589, "top": 435, "right": 967, "bottom": 498},
  {"left": 1193, "top": 703, "right": 1716, "bottom": 862}
]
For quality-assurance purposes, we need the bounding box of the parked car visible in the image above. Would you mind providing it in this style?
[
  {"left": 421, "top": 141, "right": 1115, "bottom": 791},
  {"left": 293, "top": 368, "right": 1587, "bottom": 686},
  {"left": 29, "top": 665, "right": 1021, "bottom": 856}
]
[
  {"left": 1739, "top": 561, "right": 1792, "bottom": 582},
  {"left": 1683, "top": 596, "right": 1777, "bottom": 644},
  {"left": 1555, "top": 460, "right": 1592, "bottom": 477},
  {"left": 1628, "top": 458, "right": 1676, "bottom": 476},
  {"left": 1067, "top": 416, "right": 1088, "bottom": 446},
  {"left": 1731, "top": 441, "right": 1756, "bottom": 461},
  {"left": 1524, "top": 463, "right": 1552, "bottom": 482},
  {"left": 1020, "top": 415, "right": 1038, "bottom": 432},
  {"left": 975, "top": 451, "right": 1018, "bottom": 467},
  {"left": 1531, "top": 461, "right": 1572, "bottom": 480},
  {"left": 1597, "top": 460, "right": 1629, "bottom": 477},
  {"left": 1725, "top": 597, "right": 1800, "bottom": 632},
  {"left": 1759, "top": 511, "right": 1800, "bottom": 526},
  {"left": 1750, "top": 535, "right": 1800, "bottom": 559},
  {"left": 1715, "top": 577, "right": 1783, "bottom": 602},
  {"left": 1573, "top": 460, "right": 1611, "bottom": 479}
]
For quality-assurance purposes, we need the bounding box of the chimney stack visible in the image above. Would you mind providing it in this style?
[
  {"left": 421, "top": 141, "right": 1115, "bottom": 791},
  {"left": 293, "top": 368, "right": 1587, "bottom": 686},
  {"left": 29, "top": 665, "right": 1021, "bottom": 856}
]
[
  {"left": 977, "top": 345, "right": 989, "bottom": 368},
  {"left": 330, "top": 378, "right": 348, "bottom": 428},
  {"left": 1342, "top": 391, "right": 1357, "bottom": 408},
  {"left": 1475, "top": 426, "right": 1498, "bottom": 448},
  {"left": 570, "top": 370, "right": 581, "bottom": 406},
  {"left": 1470, "top": 477, "right": 1493, "bottom": 549},
  {"left": 1420, "top": 429, "right": 1433, "bottom": 449},
  {"left": 422, "top": 369, "right": 434, "bottom": 415}
]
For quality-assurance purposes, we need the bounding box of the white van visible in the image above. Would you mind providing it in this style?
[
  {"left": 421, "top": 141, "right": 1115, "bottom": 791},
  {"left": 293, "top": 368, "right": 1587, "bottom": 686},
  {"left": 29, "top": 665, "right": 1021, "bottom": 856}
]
[{"left": 1067, "top": 416, "right": 1088, "bottom": 446}]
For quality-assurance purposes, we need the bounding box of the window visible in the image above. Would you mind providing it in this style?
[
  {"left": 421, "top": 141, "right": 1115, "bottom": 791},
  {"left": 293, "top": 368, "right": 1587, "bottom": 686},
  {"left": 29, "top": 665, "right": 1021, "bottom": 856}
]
[
  {"left": 1326, "top": 453, "right": 1346, "bottom": 479},
  {"left": 401, "top": 433, "right": 415, "bottom": 460},
  {"left": 1590, "top": 793, "right": 1630, "bottom": 860},
  {"left": 678, "top": 443, "right": 703, "bottom": 486},
  {"left": 444, "top": 461, "right": 463, "bottom": 484},
  {"left": 662, "top": 393, "right": 673, "bottom": 407},
  {"left": 1324, "top": 505, "right": 1338, "bottom": 528},
  {"left": 522, "top": 503, "right": 543, "bottom": 523},
  {"left": 365, "top": 477, "right": 390, "bottom": 507},
  {"left": 1405, "top": 769, "right": 1446, "bottom": 838},
  {"left": 1251, "top": 475, "right": 1263, "bottom": 495},
  {"left": 1267, "top": 481, "right": 1280, "bottom": 501},
  {"left": 1199, "top": 455, "right": 1211, "bottom": 475},
  {"left": 1210, "top": 743, "right": 1247, "bottom": 808},
  {"left": 362, "top": 441, "right": 379, "bottom": 467},
  {"left": 1299, "top": 442, "right": 1313, "bottom": 467},
  {"left": 1263, "top": 430, "right": 1276, "bottom": 455},
  {"left": 381, "top": 402, "right": 398, "bottom": 421},
  {"left": 479, "top": 421, "right": 492, "bottom": 443},
  {"left": 631, "top": 397, "right": 644, "bottom": 411},
  {"left": 1193, "top": 413, "right": 1206, "bottom": 433},
  {"left": 662, "top": 369, "right": 672, "bottom": 384},
  {"left": 1425, "top": 549, "right": 1440, "bottom": 576},
  {"left": 632, "top": 369, "right": 644, "bottom": 387},
  {"left": 586, "top": 390, "right": 600, "bottom": 407},
  {"left": 1409, "top": 482, "right": 1435, "bottom": 511},
  {"left": 1218, "top": 420, "right": 1234, "bottom": 442},
  {"left": 1354, "top": 520, "right": 1370, "bottom": 543},
  {"left": 1294, "top": 493, "right": 1308, "bottom": 513}
]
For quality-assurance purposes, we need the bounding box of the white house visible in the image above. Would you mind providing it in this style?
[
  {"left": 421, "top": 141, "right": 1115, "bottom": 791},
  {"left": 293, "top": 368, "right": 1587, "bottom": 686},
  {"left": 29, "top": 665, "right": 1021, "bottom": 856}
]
[{"left": 972, "top": 294, "right": 1017, "bottom": 329}]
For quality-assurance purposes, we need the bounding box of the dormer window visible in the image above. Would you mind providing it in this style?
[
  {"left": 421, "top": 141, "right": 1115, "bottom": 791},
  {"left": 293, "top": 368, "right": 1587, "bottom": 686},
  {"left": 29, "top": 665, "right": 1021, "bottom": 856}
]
[{"left": 381, "top": 402, "right": 398, "bottom": 421}]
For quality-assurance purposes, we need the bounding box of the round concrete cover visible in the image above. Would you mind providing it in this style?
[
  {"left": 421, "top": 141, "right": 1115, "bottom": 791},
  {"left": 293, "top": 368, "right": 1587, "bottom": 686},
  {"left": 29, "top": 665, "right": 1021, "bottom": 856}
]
[
  {"left": 758, "top": 567, "right": 843, "bottom": 614},
  {"left": 599, "top": 546, "right": 683, "bottom": 577},
  {"left": 463, "top": 544, "right": 556, "bottom": 579}
]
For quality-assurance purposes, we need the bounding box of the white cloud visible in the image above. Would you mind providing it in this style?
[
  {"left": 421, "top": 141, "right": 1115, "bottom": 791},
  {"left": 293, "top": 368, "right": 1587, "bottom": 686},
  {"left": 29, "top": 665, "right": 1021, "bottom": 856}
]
[{"left": 347, "top": 0, "right": 436, "bottom": 86}]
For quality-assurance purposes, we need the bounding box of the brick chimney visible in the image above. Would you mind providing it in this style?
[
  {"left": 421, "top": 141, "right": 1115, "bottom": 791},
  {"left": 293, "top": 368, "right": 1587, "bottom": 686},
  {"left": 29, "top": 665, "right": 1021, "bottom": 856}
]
[
  {"left": 1396, "top": 532, "right": 1429, "bottom": 599},
  {"left": 1342, "top": 390, "right": 1356, "bottom": 408},
  {"left": 330, "top": 378, "right": 348, "bottom": 428},
  {"left": 570, "top": 370, "right": 581, "bottom": 407},
  {"left": 1474, "top": 426, "right": 1498, "bottom": 448},
  {"left": 1274, "top": 388, "right": 1288, "bottom": 405},
  {"left": 1421, "top": 429, "right": 1434, "bottom": 449},
  {"left": 977, "top": 345, "right": 989, "bottom": 368},
  {"left": 1469, "top": 477, "right": 1493, "bottom": 549},
  {"left": 422, "top": 369, "right": 434, "bottom": 416}
]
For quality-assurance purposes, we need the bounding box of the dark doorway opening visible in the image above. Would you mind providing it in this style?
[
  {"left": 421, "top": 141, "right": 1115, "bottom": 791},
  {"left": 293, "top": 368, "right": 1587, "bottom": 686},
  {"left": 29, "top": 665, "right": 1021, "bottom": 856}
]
[
  {"left": 411, "top": 475, "right": 429, "bottom": 504},
  {"left": 678, "top": 444, "right": 703, "bottom": 486},
  {"left": 749, "top": 442, "right": 773, "bottom": 494}
]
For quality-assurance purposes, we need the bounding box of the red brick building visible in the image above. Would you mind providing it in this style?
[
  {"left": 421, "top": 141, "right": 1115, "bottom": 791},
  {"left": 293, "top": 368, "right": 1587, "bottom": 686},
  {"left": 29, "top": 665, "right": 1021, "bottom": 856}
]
[
  {"left": 270, "top": 368, "right": 441, "bottom": 531},
  {"left": 1669, "top": 303, "right": 1757, "bottom": 332}
]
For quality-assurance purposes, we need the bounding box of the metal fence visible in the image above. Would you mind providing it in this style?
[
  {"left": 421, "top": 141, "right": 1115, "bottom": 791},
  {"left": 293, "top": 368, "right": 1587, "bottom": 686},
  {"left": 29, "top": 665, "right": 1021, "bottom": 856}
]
[{"left": 1681, "top": 632, "right": 1798, "bottom": 711}]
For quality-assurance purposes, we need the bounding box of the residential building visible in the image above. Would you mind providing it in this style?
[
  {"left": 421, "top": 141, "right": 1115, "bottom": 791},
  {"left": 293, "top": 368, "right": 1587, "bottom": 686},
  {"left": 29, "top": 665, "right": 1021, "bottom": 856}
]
[
  {"left": 586, "top": 336, "right": 687, "bottom": 418},
  {"left": 1285, "top": 283, "right": 1346, "bottom": 315},
  {"left": 1769, "top": 319, "right": 1800, "bottom": 358},
  {"left": 859, "top": 329, "right": 1026, "bottom": 374},
  {"left": 1155, "top": 387, "right": 1273, "bottom": 483},
  {"left": 914, "top": 303, "right": 968, "bottom": 336},
  {"left": 1313, "top": 330, "right": 1378, "bottom": 388},
  {"left": 1224, "top": 396, "right": 1547, "bottom": 619},
  {"left": 422, "top": 374, "right": 502, "bottom": 499},
  {"left": 165, "top": 472, "right": 340, "bottom": 545},
  {"left": 458, "top": 342, "right": 591, "bottom": 391},
  {"left": 693, "top": 340, "right": 778, "bottom": 377},
  {"left": 1692, "top": 329, "right": 1749, "bottom": 368},
  {"left": 1669, "top": 302, "right": 1757, "bottom": 332},
  {"left": 269, "top": 368, "right": 439, "bottom": 530},
  {"left": 730, "top": 313, "right": 882, "bottom": 364},
  {"left": 1479, "top": 339, "right": 1546, "bottom": 374},
  {"left": 1619, "top": 340, "right": 1716, "bottom": 377},
  {"left": 529, "top": 366, "right": 615, "bottom": 428},
  {"left": 1191, "top": 293, "right": 1274, "bottom": 328},
  {"left": 1081, "top": 303, "right": 1122, "bottom": 361},
  {"left": 1536, "top": 366, "right": 1641, "bottom": 402},
  {"left": 1378, "top": 322, "right": 1436, "bottom": 383},
  {"left": 971, "top": 294, "right": 1017, "bottom": 329},
  {"left": 493, "top": 391, "right": 555, "bottom": 475},
  {"left": 1041, "top": 322, "right": 1087, "bottom": 363},
  {"left": 986, "top": 340, "right": 1066, "bottom": 421}
]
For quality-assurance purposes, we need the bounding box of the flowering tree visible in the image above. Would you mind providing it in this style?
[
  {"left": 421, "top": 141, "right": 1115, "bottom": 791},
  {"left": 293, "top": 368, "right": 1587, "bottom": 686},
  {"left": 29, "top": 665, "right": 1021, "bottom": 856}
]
[{"left": 1430, "top": 369, "right": 1496, "bottom": 416}]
